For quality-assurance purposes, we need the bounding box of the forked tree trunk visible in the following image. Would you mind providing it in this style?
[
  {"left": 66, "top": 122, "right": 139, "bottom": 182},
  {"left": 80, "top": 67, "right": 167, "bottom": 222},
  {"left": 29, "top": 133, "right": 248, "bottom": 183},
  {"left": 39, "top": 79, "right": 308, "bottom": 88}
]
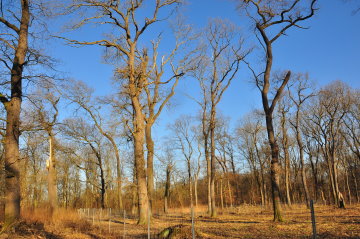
[
  {"left": 128, "top": 46, "right": 149, "bottom": 224},
  {"left": 2, "top": 0, "right": 29, "bottom": 223}
]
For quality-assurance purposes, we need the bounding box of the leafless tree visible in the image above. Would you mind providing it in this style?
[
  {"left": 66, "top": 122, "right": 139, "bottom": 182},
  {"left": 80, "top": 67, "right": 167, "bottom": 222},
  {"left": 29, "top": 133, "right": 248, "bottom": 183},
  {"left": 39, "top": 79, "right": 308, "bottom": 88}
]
[
  {"left": 143, "top": 23, "right": 196, "bottom": 210},
  {"left": 237, "top": 111, "right": 268, "bottom": 206},
  {"left": 304, "top": 81, "right": 352, "bottom": 207},
  {"left": 62, "top": 80, "right": 124, "bottom": 210},
  {"left": 28, "top": 85, "right": 60, "bottom": 213},
  {"left": 193, "top": 18, "right": 246, "bottom": 217},
  {"left": 239, "top": 0, "right": 318, "bottom": 221},
  {"left": 278, "top": 98, "right": 292, "bottom": 206},
  {"left": 60, "top": 0, "right": 182, "bottom": 224},
  {"left": 288, "top": 74, "right": 315, "bottom": 207},
  {"left": 61, "top": 118, "right": 107, "bottom": 208}
]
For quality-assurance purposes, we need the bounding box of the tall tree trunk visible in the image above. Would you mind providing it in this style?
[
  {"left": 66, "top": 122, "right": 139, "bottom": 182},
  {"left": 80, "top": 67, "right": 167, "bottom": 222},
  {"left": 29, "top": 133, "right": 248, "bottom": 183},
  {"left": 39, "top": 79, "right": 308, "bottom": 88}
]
[
  {"left": 145, "top": 123, "right": 154, "bottom": 211},
  {"left": 210, "top": 107, "right": 217, "bottom": 217},
  {"left": 3, "top": 0, "right": 29, "bottom": 222},
  {"left": 106, "top": 137, "right": 122, "bottom": 210},
  {"left": 164, "top": 165, "right": 171, "bottom": 214},
  {"left": 99, "top": 162, "right": 105, "bottom": 209},
  {"left": 0, "top": 151, "right": 5, "bottom": 222},
  {"left": 227, "top": 176, "right": 233, "bottom": 208},
  {"left": 194, "top": 175, "right": 199, "bottom": 209},
  {"left": 325, "top": 150, "right": 338, "bottom": 205},
  {"left": 345, "top": 169, "right": 351, "bottom": 205},
  {"left": 220, "top": 178, "right": 224, "bottom": 210},
  {"left": 47, "top": 132, "right": 58, "bottom": 212},
  {"left": 281, "top": 111, "right": 291, "bottom": 206},
  {"left": 309, "top": 153, "right": 319, "bottom": 202},
  {"left": 128, "top": 45, "right": 149, "bottom": 224},
  {"left": 351, "top": 169, "right": 359, "bottom": 203},
  {"left": 332, "top": 155, "right": 341, "bottom": 207},
  {"left": 205, "top": 138, "right": 211, "bottom": 214},
  {"left": 297, "top": 137, "right": 310, "bottom": 207},
  {"left": 265, "top": 113, "right": 283, "bottom": 221},
  {"left": 133, "top": 129, "right": 149, "bottom": 224}
]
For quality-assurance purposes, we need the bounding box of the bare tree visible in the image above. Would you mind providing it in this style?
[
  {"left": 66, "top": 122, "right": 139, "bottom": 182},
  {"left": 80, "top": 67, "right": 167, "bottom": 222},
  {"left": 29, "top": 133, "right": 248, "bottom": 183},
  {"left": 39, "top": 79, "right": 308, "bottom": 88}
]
[
  {"left": 194, "top": 18, "right": 246, "bottom": 217},
  {"left": 240, "top": 0, "right": 318, "bottom": 221},
  {"left": 171, "top": 115, "right": 195, "bottom": 222},
  {"left": 62, "top": 80, "right": 124, "bottom": 210},
  {"left": 157, "top": 146, "right": 175, "bottom": 214},
  {"left": 237, "top": 111, "right": 268, "bottom": 206},
  {"left": 61, "top": 0, "right": 182, "bottom": 224},
  {"left": 278, "top": 98, "right": 292, "bottom": 206},
  {"left": 288, "top": 74, "right": 314, "bottom": 207},
  {"left": 304, "top": 81, "right": 352, "bottom": 207},
  {"left": 143, "top": 24, "right": 196, "bottom": 209},
  {"left": 61, "top": 118, "right": 107, "bottom": 208},
  {"left": 28, "top": 86, "right": 60, "bottom": 212}
]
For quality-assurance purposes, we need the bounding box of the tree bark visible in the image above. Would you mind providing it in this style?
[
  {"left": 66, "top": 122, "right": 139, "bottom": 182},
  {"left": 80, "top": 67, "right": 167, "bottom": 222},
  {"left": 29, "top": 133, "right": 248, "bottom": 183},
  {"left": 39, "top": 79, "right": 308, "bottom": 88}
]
[
  {"left": 280, "top": 108, "right": 291, "bottom": 206},
  {"left": 265, "top": 112, "right": 283, "bottom": 221},
  {"left": 210, "top": 107, "right": 217, "bottom": 217},
  {"left": 0, "top": 150, "right": 5, "bottom": 222},
  {"left": 294, "top": 117, "right": 310, "bottom": 207},
  {"left": 145, "top": 122, "right": 154, "bottom": 210},
  {"left": 47, "top": 132, "right": 58, "bottom": 212},
  {"left": 2, "top": 0, "right": 29, "bottom": 222}
]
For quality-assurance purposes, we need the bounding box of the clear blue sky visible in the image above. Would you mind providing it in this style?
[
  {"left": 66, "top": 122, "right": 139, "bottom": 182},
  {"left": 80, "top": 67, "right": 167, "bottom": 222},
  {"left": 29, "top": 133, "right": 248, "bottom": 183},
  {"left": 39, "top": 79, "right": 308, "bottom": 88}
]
[{"left": 50, "top": 0, "right": 360, "bottom": 142}]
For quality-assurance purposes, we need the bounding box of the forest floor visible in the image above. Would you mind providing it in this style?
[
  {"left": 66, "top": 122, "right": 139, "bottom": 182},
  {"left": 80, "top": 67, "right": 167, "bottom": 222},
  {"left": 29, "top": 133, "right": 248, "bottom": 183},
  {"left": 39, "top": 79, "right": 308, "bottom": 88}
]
[{"left": 1, "top": 204, "right": 359, "bottom": 238}]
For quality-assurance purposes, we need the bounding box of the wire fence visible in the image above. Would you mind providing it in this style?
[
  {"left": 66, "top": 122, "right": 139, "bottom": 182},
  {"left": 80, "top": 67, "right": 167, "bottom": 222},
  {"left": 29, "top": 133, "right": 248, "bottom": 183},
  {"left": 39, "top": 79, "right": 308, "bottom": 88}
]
[
  {"left": 77, "top": 207, "right": 195, "bottom": 238},
  {"left": 77, "top": 203, "right": 318, "bottom": 239}
]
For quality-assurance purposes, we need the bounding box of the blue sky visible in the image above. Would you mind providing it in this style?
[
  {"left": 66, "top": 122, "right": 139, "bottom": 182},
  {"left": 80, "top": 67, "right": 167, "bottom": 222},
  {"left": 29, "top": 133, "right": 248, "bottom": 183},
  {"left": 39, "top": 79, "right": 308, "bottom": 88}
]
[{"left": 49, "top": 0, "right": 360, "bottom": 143}]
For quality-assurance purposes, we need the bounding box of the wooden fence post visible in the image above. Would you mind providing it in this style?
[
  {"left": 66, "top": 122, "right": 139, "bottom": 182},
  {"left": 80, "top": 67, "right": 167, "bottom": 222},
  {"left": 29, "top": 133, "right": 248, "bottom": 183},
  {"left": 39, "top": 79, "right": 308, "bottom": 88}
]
[{"left": 310, "top": 200, "right": 317, "bottom": 239}]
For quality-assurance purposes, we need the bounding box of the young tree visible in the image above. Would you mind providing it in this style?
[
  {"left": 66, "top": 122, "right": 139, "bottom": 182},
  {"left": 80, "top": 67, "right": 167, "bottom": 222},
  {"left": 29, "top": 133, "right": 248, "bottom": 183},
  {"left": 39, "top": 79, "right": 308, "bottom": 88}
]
[
  {"left": 288, "top": 75, "right": 315, "bottom": 207},
  {"left": 62, "top": 80, "right": 124, "bottom": 210},
  {"left": 304, "top": 81, "right": 352, "bottom": 207},
  {"left": 240, "top": 0, "right": 318, "bottom": 221},
  {"left": 171, "top": 115, "right": 196, "bottom": 223},
  {"left": 61, "top": 118, "right": 107, "bottom": 208},
  {"left": 194, "top": 19, "right": 246, "bottom": 217},
  {"left": 278, "top": 99, "right": 292, "bottom": 206}
]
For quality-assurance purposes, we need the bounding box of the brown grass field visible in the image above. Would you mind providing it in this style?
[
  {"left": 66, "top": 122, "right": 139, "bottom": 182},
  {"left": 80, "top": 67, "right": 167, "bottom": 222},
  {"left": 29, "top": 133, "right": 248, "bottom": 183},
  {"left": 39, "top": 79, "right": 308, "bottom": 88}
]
[{"left": 1, "top": 204, "right": 359, "bottom": 238}]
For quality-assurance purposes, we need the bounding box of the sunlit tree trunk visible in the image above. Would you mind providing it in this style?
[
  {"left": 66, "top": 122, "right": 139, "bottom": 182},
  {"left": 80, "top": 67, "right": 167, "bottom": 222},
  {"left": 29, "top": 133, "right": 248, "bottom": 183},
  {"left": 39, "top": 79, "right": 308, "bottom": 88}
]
[
  {"left": 47, "top": 132, "right": 58, "bottom": 211},
  {"left": 1, "top": 0, "right": 30, "bottom": 222}
]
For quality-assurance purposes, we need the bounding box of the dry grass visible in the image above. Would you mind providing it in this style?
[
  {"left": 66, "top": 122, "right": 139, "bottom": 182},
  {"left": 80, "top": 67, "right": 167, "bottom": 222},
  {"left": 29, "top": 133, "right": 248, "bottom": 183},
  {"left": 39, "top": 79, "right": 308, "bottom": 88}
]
[
  {"left": 104, "top": 203, "right": 360, "bottom": 238},
  {"left": 1, "top": 204, "right": 359, "bottom": 238}
]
